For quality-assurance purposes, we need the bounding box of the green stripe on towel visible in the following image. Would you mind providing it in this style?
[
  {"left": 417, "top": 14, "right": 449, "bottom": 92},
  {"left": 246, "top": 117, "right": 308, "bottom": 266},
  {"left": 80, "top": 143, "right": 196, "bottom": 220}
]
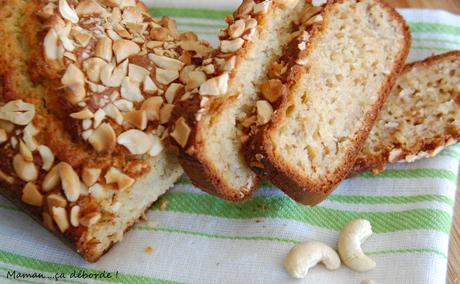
[{"left": 151, "top": 192, "right": 452, "bottom": 234}]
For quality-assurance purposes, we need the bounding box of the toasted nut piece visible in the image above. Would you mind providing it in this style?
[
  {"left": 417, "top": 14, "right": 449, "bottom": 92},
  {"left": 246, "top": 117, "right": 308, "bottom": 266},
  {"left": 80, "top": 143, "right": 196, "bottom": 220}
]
[
  {"left": 70, "top": 109, "right": 94, "bottom": 119},
  {"left": 93, "top": 109, "right": 106, "bottom": 128},
  {"left": 253, "top": 1, "right": 271, "bottom": 14},
  {"left": 89, "top": 123, "right": 116, "bottom": 153},
  {"left": 105, "top": 167, "right": 135, "bottom": 191},
  {"left": 165, "top": 83, "right": 184, "bottom": 103},
  {"left": 13, "top": 154, "right": 38, "bottom": 182},
  {"left": 149, "top": 134, "right": 164, "bottom": 157},
  {"left": 260, "top": 79, "right": 286, "bottom": 103},
  {"left": 22, "top": 126, "right": 38, "bottom": 152},
  {"left": 37, "top": 145, "right": 55, "bottom": 171},
  {"left": 150, "top": 27, "right": 169, "bottom": 41},
  {"left": 47, "top": 194, "right": 68, "bottom": 208},
  {"left": 179, "top": 65, "right": 196, "bottom": 84},
  {"left": 125, "top": 110, "right": 147, "bottom": 130},
  {"left": 199, "top": 73, "right": 229, "bottom": 96},
  {"left": 338, "top": 219, "right": 376, "bottom": 272},
  {"left": 65, "top": 83, "right": 86, "bottom": 104},
  {"left": 179, "top": 41, "right": 213, "bottom": 58},
  {"left": 80, "top": 212, "right": 101, "bottom": 227},
  {"left": 44, "top": 29, "right": 63, "bottom": 61},
  {"left": 228, "top": 19, "right": 246, "bottom": 39},
  {"left": 62, "top": 64, "right": 85, "bottom": 86},
  {"left": 83, "top": 57, "right": 107, "bottom": 83},
  {"left": 76, "top": 0, "right": 106, "bottom": 15},
  {"left": 235, "top": 0, "right": 254, "bottom": 17},
  {"left": 82, "top": 167, "right": 101, "bottom": 187},
  {"left": 114, "top": 99, "right": 134, "bottom": 112},
  {"left": 88, "top": 183, "right": 106, "bottom": 200},
  {"left": 0, "top": 100, "right": 35, "bottom": 126},
  {"left": 103, "top": 104, "right": 124, "bottom": 125},
  {"left": 100, "top": 60, "right": 128, "bottom": 87},
  {"left": 220, "top": 38, "right": 245, "bottom": 53},
  {"left": 149, "top": 54, "right": 184, "bottom": 71},
  {"left": 159, "top": 104, "right": 174, "bottom": 124},
  {"left": 59, "top": 0, "right": 79, "bottom": 23},
  {"left": 186, "top": 71, "right": 206, "bottom": 91},
  {"left": 121, "top": 77, "right": 144, "bottom": 102},
  {"left": 285, "top": 241, "right": 341, "bottom": 278},
  {"left": 0, "top": 129, "right": 7, "bottom": 144},
  {"left": 71, "top": 27, "right": 92, "bottom": 47},
  {"left": 113, "top": 39, "right": 140, "bottom": 62},
  {"left": 19, "top": 140, "right": 33, "bottom": 162},
  {"left": 141, "top": 97, "right": 163, "bottom": 121},
  {"left": 42, "top": 212, "right": 56, "bottom": 232},
  {"left": 156, "top": 68, "right": 179, "bottom": 85},
  {"left": 129, "top": 64, "right": 150, "bottom": 83},
  {"left": 256, "top": 100, "right": 274, "bottom": 125},
  {"left": 58, "top": 162, "right": 81, "bottom": 202},
  {"left": 70, "top": 205, "right": 80, "bottom": 227},
  {"left": 170, "top": 117, "right": 191, "bottom": 148},
  {"left": 95, "top": 37, "right": 113, "bottom": 62},
  {"left": 117, "top": 129, "right": 153, "bottom": 155},
  {"left": 21, "top": 183, "right": 44, "bottom": 207},
  {"left": 42, "top": 165, "right": 60, "bottom": 192},
  {"left": 52, "top": 207, "right": 70, "bottom": 232},
  {"left": 143, "top": 76, "right": 158, "bottom": 93}
]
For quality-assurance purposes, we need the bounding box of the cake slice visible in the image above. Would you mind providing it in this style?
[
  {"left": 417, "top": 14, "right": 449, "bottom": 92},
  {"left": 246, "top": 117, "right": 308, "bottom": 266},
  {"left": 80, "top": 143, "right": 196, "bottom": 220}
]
[
  {"left": 0, "top": 0, "right": 212, "bottom": 262},
  {"left": 169, "top": 0, "right": 312, "bottom": 201},
  {"left": 245, "top": 0, "right": 411, "bottom": 205},
  {"left": 351, "top": 51, "right": 460, "bottom": 175}
]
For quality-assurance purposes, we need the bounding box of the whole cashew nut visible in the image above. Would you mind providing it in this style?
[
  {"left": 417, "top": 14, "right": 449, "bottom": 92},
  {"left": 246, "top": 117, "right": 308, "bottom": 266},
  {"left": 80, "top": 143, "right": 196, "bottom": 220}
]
[
  {"left": 338, "top": 219, "right": 376, "bottom": 272},
  {"left": 284, "top": 241, "right": 341, "bottom": 278}
]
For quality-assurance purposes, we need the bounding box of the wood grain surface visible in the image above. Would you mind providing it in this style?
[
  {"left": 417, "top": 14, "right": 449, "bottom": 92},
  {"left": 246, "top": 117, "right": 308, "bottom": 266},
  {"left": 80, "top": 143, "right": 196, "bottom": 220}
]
[{"left": 386, "top": 1, "right": 460, "bottom": 282}]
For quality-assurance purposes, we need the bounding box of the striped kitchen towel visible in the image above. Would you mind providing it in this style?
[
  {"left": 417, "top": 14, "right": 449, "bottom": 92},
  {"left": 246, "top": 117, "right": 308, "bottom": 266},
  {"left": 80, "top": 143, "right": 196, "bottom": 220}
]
[{"left": 0, "top": 3, "right": 459, "bottom": 284}]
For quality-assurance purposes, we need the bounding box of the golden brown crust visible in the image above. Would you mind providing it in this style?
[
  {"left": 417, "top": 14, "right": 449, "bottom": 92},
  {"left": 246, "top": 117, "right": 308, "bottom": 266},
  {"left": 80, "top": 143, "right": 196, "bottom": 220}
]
[
  {"left": 350, "top": 51, "right": 460, "bottom": 177},
  {"left": 245, "top": 0, "right": 412, "bottom": 205}
]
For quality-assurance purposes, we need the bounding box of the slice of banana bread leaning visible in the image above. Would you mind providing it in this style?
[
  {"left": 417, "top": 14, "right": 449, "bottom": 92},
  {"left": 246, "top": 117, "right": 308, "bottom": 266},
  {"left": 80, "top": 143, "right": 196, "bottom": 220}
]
[
  {"left": 351, "top": 51, "right": 460, "bottom": 175},
  {"left": 0, "top": 0, "right": 212, "bottom": 262},
  {"left": 169, "top": 0, "right": 313, "bottom": 202},
  {"left": 245, "top": 0, "right": 411, "bottom": 205}
]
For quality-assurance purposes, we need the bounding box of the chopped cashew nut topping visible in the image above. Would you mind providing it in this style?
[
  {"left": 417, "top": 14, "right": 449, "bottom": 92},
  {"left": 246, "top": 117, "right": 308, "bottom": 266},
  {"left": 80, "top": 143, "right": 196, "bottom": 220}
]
[
  {"left": 338, "top": 219, "right": 376, "bottom": 272},
  {"left": 52, "top": 207, "right": 70, "bottom": 232},
  {"left": 117, "top": 129, "right": 153, "bottom": 155},
  {"left": 199, "top": 73, "right": 229, "bottom": 96},
  {"left": 284, "top": 241, "right": 341, "bottom": 279},
  {"left": 59, "top": 0, "right": 79, "bottom": 23},
  {"left": 256, "top": 100, "right": 273, "bottom": 125},
  {"left": 13, "top": 154, "right": 38, "bottom": 182},
  {"left": 70, "top": 206, "right": 80, "bottom": 227},
  {"left": 21, "top": 183, "right": 44, "bottom": 207},
  {"left": 42, "top": 165, "right": 60, "bottom": 192},
  {"left": 37, "top": 145, "right": 55, "bottom": 171},
  {"left": 82, "top": 167, "right": 101, "bottom": 187},
  {"left": 170, "top": 117, "right": 191, "bottom": 148},
  {"left": 58, "top": 162, "right": 81, "bottom": 202},
  {"left": 0, "top": 100, "right": 36, "bottom": 126},
  {"left": 105, "top": 167, "right": 135, "bottom": 191}
]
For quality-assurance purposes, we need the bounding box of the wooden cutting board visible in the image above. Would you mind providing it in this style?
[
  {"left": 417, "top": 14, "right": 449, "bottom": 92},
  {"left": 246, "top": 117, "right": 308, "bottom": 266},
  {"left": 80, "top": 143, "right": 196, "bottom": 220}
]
[{"left": 386, "top": 1, "right": 460, "bottom": 282}]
